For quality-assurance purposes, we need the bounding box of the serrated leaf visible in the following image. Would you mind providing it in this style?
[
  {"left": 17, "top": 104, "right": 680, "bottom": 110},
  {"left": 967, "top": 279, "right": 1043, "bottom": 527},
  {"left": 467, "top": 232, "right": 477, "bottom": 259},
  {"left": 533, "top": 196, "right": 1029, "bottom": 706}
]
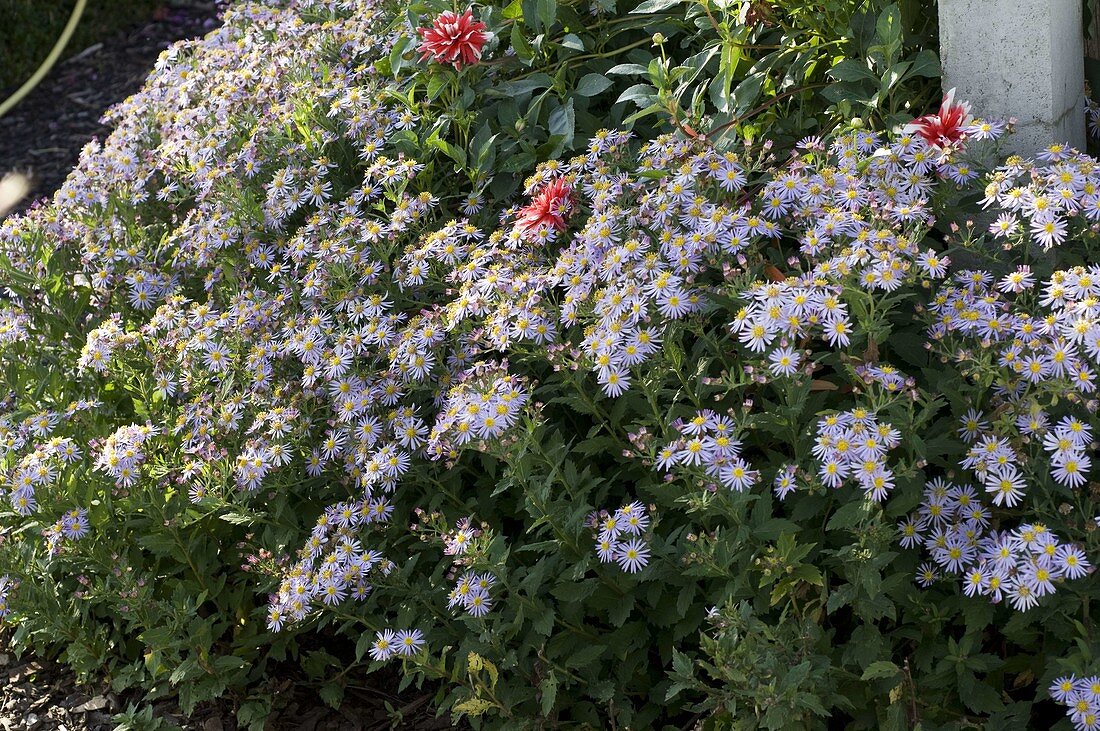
[
  {"left": 565, "top": 644, "right": 605, "bottom": 669},
  {"left": 861, "top": 660, "right": 901, "bottom": 681},
  {"left": 539, "top": 672, "right": 558, "bottom": 715},
  {"left": 453, "top": 697, "right": 494, "bottom": 716},
  {"left": 318, "top": 683, "right": 344, "bottom": 710}
]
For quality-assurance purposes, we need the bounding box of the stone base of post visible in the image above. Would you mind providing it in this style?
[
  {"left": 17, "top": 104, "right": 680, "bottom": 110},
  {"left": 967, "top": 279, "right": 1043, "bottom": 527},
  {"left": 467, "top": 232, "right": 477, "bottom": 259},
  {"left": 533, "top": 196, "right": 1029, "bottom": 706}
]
[{"left": 939, "top": 0, "right": 1086, "bottom": 155}]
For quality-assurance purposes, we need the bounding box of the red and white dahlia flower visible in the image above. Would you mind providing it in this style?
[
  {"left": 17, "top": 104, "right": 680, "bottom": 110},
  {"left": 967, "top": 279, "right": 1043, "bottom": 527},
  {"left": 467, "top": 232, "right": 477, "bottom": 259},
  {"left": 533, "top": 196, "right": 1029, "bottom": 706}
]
[
  {"left": 516, "top": 178, "right": 573, "bottom": 242},
  {"left": 417, "top": 9, "right": 489, "bottom": 70},
  {"left": 904, "top": 87, "right": 973, "bottom": 148}
]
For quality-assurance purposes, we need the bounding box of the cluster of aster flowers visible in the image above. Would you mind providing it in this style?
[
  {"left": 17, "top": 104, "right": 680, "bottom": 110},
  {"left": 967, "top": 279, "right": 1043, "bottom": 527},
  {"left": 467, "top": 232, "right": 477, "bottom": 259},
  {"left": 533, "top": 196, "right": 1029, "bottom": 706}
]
[
  {"left": 1051, "top": 675, "right": 1100, "bottom": 730},
  {"left": 77, "top": 318, "right": 135, "bottom": 374},
  {"left": 442, "top": 517, "right": 479, "bottom": 556},
  {"left": 6, "top": 435, "right": 81, "bottom": 515},
  {"left": 902, "top": 478, "right": 1090, "bottom": 611},
  {"left": 1039, "top": 415, "right": 1094, "bottom": 489},
  {"left": 734, "top": 280, "right": 852, "bottom": 357},
  {"left": 588, "top": 501, "right": 652, "bottom": 573},
  {"left": 956, "top": 416, "right": 1032, "bottom": 507},
  {"left": 811, "top": 409, "right": 901, "bottom": 500},
  {"left": 427, "top": 364, "right": 529, "bottom": 459},
  {"left": 266, "top": 497, "right": 395, "bottom": 631},
  {"left": 42, "top": 508, "right": 90, "bottom": 556},
  {"left": 0, "top": 310, "right": 29, "bottom": 346},
  {"left": 656, "top": 410, "right": 758, "bottom": 492},
  {"left": 728, "top": 125, "right": 978, "bottom": 373},
  {"left": 369, "top": 627, "right": 426, "bottom": 661},
  {"left": 0, "top": 398, "right": 97, "bottom": 522},
  {"left": 93, "top": 424, "right": 158, "bottom": 490},
  {"left": 980, "top": 145, "right": 1100, "bottom": 249},
  {"left": 1022, "top": 266, "right": 1100, "bottom": 401},
  {"left": 446, "top": 570, "right": 496, "bottom": 617},
  {"left": 932, "top": 275, "right": 1100, "bottom": 488},
  {"left": 2, "top": 0, "right": 1097, "bottom": 693},
  {"left": 855, "top": 363, "right": 916, "bottom": 396}
]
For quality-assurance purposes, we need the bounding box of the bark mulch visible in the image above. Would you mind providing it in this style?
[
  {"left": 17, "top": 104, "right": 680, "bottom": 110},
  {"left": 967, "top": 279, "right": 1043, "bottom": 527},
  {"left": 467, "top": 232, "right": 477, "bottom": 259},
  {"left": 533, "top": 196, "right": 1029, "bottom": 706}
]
[{"left": 0, "top": 643, "right": 454, "bottom": 730}]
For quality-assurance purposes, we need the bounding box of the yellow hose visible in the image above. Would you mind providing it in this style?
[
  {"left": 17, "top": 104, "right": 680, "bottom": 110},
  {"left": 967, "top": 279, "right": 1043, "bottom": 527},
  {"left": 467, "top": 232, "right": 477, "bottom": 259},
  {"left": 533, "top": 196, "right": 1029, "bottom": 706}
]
[{"left": 0, "top": 0, "right": 88, "bottom": 119}]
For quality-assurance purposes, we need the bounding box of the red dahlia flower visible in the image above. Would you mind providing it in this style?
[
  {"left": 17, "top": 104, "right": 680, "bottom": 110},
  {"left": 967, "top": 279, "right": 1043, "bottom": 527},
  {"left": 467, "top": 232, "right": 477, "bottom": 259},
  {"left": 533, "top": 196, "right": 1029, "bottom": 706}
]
[
  {"left": 417, "top": 9, "right": 488, "bottom": 70},
  {"left": 516, "top": 178, "right": 573, "bottom": 241},
  {"left": 904, "top": 87, "right": 973, "bottom": 148}
]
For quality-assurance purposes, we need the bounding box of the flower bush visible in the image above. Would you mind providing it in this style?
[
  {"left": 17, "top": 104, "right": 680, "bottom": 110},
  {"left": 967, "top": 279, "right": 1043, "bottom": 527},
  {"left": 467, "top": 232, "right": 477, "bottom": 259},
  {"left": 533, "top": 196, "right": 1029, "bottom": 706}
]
[{"left": 3, "top": 0, "right": 1100, "bottom": 728}]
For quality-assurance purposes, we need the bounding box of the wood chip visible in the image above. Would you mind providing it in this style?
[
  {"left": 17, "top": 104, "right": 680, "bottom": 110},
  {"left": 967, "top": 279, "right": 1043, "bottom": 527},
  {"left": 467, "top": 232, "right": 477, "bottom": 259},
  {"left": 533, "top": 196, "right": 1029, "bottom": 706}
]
[{"left": 73, "top": 695, "right": 108, "bottom": 712}]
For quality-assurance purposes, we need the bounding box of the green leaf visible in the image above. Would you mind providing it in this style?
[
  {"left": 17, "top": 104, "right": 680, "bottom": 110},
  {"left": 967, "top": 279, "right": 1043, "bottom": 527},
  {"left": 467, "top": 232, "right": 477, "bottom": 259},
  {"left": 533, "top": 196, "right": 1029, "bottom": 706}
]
[
  {"left": 907, "top": 48, "right": 941, "bottom": 78},
  {"left": 711, "top": 41, "right": 741, "bottom": 113},
  {"left": 607, "top": 63, "right": 649, "bottom": 76},
  {"left": 565, "top": 644, "right": 605, "bottom": 668},
  {"left": 387, "top": 34, "right": 414, "bottom": 77},
  {"left": 552, "top": 578, "right": 597, "bottom": 602},
  {"left": 861, "top": 660, "right": 901, "bottom": 681},
  {"left": 575, "top": 73, "right": 613, "bottom": 97},
  {"left": 355, "top": 632, "right": 372, "bottom": 662},
  {"left": 958, "top": 671, "right": 1004, "bottom": 714},
  {"left": 608, "top": 592, "right": 636, "bottom": 626},
  {"left": 427, "top": 133, "right": 467, "bottom": 167},
  {"left": 880, "top": 61, "right": 911, "bottom": 94},
  {"left": 617, "top": 83, "right": 657, "bottom": 107},
  {"left": 499, "top": 74, "right": 552, "bottom": 96},
  {"left": 319, "top": 682, "right": 344, "bottom": 710},
  {"left": 730, "top": 72, "right": 764, "bottom": 116},
  {"left": 219, "top": 511, "right": 255, "bottom": 526},
  {"left": 530, "top": 604, "right": 554, "bottom": 635},
  {"left": 631, "top": 0, "right": 683, "bottom": 12},
  {"left": 523, "top": 0, "right": 557, "bottom": 31},
  {"left": 453, "top": 698, "right": 494, "bottom": 716},
  {"left": 539, "top": 672, "right": 558, "bottom": 715},
  {"left": 828, "top": 59, "right": 879, "bottom": 84},
  {"left": 561, "top": 33, "right": 584, "bottom": 51},
  {"left": 548, "top": 97, "right": 575, "bottom": 147},
  {"left": 510, "top": 23, "right": 534, "bottom": 63},
  {"left": 876, "top": 3, "right": 903, "bottom": 46}
]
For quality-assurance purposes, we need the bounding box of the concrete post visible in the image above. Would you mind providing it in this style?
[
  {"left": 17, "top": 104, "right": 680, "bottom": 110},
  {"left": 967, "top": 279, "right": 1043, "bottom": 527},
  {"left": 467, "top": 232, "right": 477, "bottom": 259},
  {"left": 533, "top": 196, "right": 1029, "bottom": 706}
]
[{"left": 939, "top": 0, "right": 1086, "bottom": 155}]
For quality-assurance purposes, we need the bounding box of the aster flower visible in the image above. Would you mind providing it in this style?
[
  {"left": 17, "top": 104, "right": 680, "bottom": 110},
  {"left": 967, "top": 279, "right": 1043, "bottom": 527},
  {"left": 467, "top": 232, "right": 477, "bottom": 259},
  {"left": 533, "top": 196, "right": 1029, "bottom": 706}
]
[
  {"left": 767, "top": 346, "right": 801, "bottom": 377},
  {"left": 394, "top": 628, "right": 425, "bottom": 656},
  {"left": 369, "top": 629, "right": 397, "bottom": 661},
  {"left": 615, "top": 537, "right": 650, "bottom": 573},
  {"left": 465, "top": 590, "right": 492, "bottom": 617}
]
